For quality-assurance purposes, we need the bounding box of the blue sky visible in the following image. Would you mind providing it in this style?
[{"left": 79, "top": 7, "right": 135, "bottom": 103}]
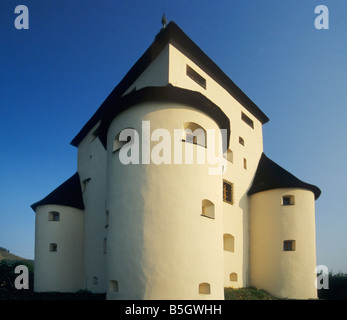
[{"left": 0, "top": 1, "right": 346, "bottom": 273}]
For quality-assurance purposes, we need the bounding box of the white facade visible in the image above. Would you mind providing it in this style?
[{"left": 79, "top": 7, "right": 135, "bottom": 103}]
[{"left": 31, "top": 22, "right": 320, "bottom": 299}]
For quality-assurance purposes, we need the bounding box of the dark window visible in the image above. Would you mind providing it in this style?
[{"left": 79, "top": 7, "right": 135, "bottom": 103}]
[
  {"left": 241, "top": 112, "right": 254, "bottom": 129},
  {"left": 48, "top": 211, "right": 60, "bottom": 221},
  {"left": 49, "top": 243, "right": 57, "bottom": 252},
  {"left": 283, "top": 240, "right": 296, "bottom": 251},
  {"left": 223, "top": 180, "right": 234, "bottom": 204},
  {"left": 186, "top": 65, "right": 206, "bottom": 89},
  {"left": 282, "top": 195, "right": 295, "bottom": 206},
  {"left": 239, "top": 137, "right": 245, "bottom": 146}
]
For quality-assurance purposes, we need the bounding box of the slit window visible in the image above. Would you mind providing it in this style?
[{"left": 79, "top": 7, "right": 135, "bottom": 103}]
[
  {"left": 186, "top": 65, "right": 206, "bottom": 89},
  {"left": 241, "top": 112, "right": 254, "bottom": 129}
]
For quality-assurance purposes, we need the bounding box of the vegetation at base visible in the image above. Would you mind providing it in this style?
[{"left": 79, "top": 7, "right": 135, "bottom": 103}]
[
  {"left": 318, "top": 272, "right": 347, "bottom": 300},
  {"left": 224, "top": 287, "right": 279, "bottom": 300}
]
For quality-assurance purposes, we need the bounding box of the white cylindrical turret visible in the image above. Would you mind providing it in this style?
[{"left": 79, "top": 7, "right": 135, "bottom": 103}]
[
  {"left": 34, "top": 204, "right": 84, "bottom": 292},
  {"left": 249, "top": 188, "right": 317, "bottom": 299},
  {"left": 105, "top": 100, "right": 226, "bottom": 299}
]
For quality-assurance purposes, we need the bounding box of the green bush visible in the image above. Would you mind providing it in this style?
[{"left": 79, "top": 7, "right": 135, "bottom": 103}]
[{"left": 318, "top": 272, "right": 347, "bottom": 300}]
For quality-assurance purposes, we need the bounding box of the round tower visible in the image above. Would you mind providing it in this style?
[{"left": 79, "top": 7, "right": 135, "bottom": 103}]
[
  {"left": 31, "top": 173, "right": 85, "bottom": 292},
  {"left": 34, "top": 204, "right": 84, "bottom": 292},
  {"left": 101, "top": 86, "right": 229, "bottom": 300},
  {"left": 248, "top": 154, "right": 321, "bottom": 299}
]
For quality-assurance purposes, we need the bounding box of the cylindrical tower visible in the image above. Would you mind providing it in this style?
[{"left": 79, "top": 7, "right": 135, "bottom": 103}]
[
  {"left": 248, "top": 153, "right": 321, "bottom": 299},
  {"left": 102, "top": 87, "right": 229, "bottom": 299},
  {"left": 34, "top": 204, "right": 84, "bottom": 292},
  {"left": 249, "top": 188, "right": 317, "bottom": 299}
]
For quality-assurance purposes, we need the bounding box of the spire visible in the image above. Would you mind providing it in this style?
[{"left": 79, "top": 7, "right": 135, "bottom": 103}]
[{"left": 161, "top": 13, "right": 167, "bottom": 29}]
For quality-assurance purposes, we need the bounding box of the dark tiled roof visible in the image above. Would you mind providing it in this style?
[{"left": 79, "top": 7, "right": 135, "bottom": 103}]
[
  {"left": 97, "top": 84, "right": 231, "bottom": 149},
  {"left": 248, "top": 153, "right": 321, "bottom": 200},
  {"left": 31, "top": 172, "right": 85, "bottom": 211},
  {"left": 70, "top": 21, "right": 269, "bottom": 147}
]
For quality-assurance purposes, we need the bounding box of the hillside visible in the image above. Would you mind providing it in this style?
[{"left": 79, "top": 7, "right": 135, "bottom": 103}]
[{"left": 0, "top": 247, "right": 33, "bottom": 266}]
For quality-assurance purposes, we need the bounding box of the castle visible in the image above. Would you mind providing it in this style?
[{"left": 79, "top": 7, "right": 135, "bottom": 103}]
[{"left": 31, "top": 21, "right": 321, "bottom": 300}]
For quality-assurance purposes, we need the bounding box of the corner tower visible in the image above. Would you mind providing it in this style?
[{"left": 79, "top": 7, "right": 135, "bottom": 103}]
[{"left": 248, "top": 153, "right": 321, "bottom": 299}]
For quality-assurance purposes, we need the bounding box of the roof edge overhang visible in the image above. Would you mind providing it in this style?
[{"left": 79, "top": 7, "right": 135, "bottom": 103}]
[
  {"left": 31, "top": 172, "right": 85, "bottom": 212},
  {"left": 248, "top": 153, "right": 321, "bottom": 200},
  {"left": 97, "top": 84, "right": 231, "bottom": 150}
]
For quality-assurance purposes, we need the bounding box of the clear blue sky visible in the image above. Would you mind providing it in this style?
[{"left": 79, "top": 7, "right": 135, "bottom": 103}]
[{"left": 0, "top": 1, "right": 346, "bottom": 273}]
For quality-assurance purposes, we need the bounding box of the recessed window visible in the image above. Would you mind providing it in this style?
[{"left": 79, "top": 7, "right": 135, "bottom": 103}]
[
  {"left": 223, "top": 180, "right": 234, "bottom": 205},
  {"left": 241, "top": 112, "right": 254, "bottom": 129},
  {"left": 223, "top": 234, "right": 235, "bottom": 252},
  {"left": 182, "top": 122, "right": 206, "bottom": 147},
  {"left": 82, "top": 178, "right": 91, "bottom": 193},
  {"left": 283, "top": 240, "right": 296, "bottom": 251},
  {"left": 113, "top": 129, "right": 134, "bottom": 152},
  {"left": 243, "top": 158, "right": 247, "bottom": 170},
  {"left": 186, "top": 65, "right": 206, "bottom": 89},
  {"left": 282, "top": 195, "right": 295, "bottom": 206},
  {"left": 93, "top": 276, "right": 98, "bottom": 285},
  {"left": 48, "top": 211, "right": 60, "bottom": 221},
  {"left": 239, "top": 137, "right": 245, "bottom": 146},
  {"left": 225, "top": 149, "right": 233, "bottom": 163},
  {"left": 91, "top": 126, "right": 100, "bottom": 142},
  {"left": 202, "top": 199, "right": 215, "bottom": 219},
  {"left": 229, "top": 273, "right": 238, "bottom": 282},
  {"left": 109, "top": 280, "right": 119, "bottom": 293},
  {"left": 198, "top": 282, "right": 211, "bottom": 294},
  {"left": 49, "top": 243, "right": 57, "bottom": 252}
]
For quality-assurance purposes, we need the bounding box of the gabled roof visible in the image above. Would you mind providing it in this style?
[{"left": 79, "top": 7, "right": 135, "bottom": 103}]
[
  {"left": 31, "top": 172, "right": 85, "bottom": 211},
  {"left": 248, "top": 153, "right": 321, "bottom": 200},
  {"left": 70, "top": 21, "right": 269, "bottom": 147}
]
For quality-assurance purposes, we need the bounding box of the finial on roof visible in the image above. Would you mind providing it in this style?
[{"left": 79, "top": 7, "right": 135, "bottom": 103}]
[{"left": 161, "top": 13, "right": 167, "bottom": 29}]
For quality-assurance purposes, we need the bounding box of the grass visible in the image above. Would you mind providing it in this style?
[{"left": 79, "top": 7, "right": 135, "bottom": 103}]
[{"left": 224, "top": 287, "right": 279, "bottom": 300}]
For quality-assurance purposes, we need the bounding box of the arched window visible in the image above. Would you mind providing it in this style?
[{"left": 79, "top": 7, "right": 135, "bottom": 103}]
[
  {"left": 225, "top": 149, "right": 233, "bottom": 163},
  {"left": 182, "top": 122, "right": 206, "bottom": 147},
  {"left": 229, "top": 273, "right": 238, "bottom": 281},
  {"left": 223, "top": 234, "right": 235, "bottom": 252},
  {"left": 202, "top": 199, "right": 215, "bottom": 219},
  {"left": 113, "top": 128, "right": 135, "bottom": 152},
  {"left": 199, "top": 282, "right": 211, "bottom": 294},
  {"left": 109, "top": 280, "right": 119, "bottom": 292}
]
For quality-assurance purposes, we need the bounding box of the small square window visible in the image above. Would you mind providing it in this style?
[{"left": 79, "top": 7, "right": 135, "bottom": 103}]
[
  {"left": 282, "top": 195, "right": 295, "bottom": 206},
  {"left": 49, "top": 243, "right": 57, "bottom": 252},
  {"left": 239, "top": 137, "right": 245, "bottom": 146},
  {"left": 283, "top": 240, "right": 296, "bottom": 251},
  {"left": 48, "top": 211, "right": 60, "bottom": 221}
]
